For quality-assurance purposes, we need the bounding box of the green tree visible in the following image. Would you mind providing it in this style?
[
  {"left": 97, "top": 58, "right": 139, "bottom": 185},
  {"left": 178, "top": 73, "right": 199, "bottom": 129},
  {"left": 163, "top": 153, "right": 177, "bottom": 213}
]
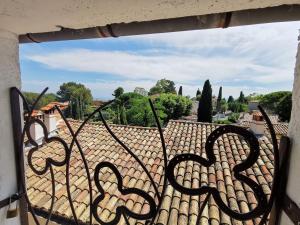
[
  {"left": 197, "top": 80, "right": 212, "bottom": 123},
  {"left": 115, "top": 105, "right": 121, "bottom": 124},
  {"left": 220, "top": 99, "right": 227, "bottom": 113},
  {"left": 238, "top": 91, "right": 246, "bottom": 103},
  {"left": 178, "top": 86, "right": 183, "bottom": 96},
  {"left": 216, "top": 86, "right": 222, "bottom": 112},
  {"left": 260, "top": 91, "right": 291, "bottom": 113},
  {"left": 149, "top": 79, "right": 176, "bottom": 95},
  {"left": 246, "top": 93, "right": 264, "bottom": 102},
  {"left": 276, "top": 93, "right": 292, "bottom": 122},
  {"left": 113, "top": 87, "right": 124, "bottom": 98},
  {"left": 155, "top": 93, "right": 192, "bottom": 121},
  {"left": 126, "top": 97, "right": 166, "bottom": 126},
  {"left": 228, "top": 113, "right": 240, "bottom": 123},
  {"left": 23, "top": 92, "right": 57, "bottom": 111},
  {"left": 227, "top": 96, "right": 234, "bottom": 103},
  {"left": 134, "top": 87, "right": 147, "bottom": 96},
  {"left": 57, "top": 82, "right": 93, "bottom": 119},
  {"left": 111, "top": 91, "right": 132, "bottom": 124},
  {"left": 102, "top": 91, "right": 191, "bottom": 126},
  {"left": 196, "top": 88, "right": 201, "bottom": 101},
  {"left": 228, "top": 101, "right": 247, "bottom": 113},
  {"left": 120, "top": 105, "right": 127, "bottom": 125},
  {"left": 99, "top": 108, "right": 116, "bottom": 122}
]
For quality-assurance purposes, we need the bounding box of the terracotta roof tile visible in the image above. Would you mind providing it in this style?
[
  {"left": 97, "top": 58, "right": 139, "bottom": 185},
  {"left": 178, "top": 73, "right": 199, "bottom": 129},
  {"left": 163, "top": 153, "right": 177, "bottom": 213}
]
[
  {"left": 40, "top": 101, "right": 69, "bottom": 112},
  {"left": 26, "top": 119, "right": 275, "bottom": 224},
  {"left": 239, "top": 121, "right": 288, "bottom": 140}
]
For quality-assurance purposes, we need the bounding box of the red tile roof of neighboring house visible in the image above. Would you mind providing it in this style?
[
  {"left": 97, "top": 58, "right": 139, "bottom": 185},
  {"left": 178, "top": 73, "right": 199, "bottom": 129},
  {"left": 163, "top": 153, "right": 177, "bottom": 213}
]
[
  {"left": 26, "top": 120, "right": 275, "bottom": 225},
  {"left": 239, "top": 113, "right": 278, "bottom": 124},
  {"left": 40, "top": 101, "right": 69, "bottom": 112},
  {"left": 30, "top": 110, "right": 43, "bottom": 117},
  {"left": 252, "top": 110, "right": 262, "bottom": 117},
  {"left": 239, "top": 121, "right": 288, "bottom": 138}
]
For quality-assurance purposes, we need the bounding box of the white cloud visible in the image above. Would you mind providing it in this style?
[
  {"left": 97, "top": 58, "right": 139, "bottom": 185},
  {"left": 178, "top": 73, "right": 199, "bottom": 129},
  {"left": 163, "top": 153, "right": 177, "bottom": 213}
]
[
  {"left": 23, "top": 21, "right": 300, "bottom": 99},
  {"left": 26, "top": 47, "right": 295, "bottom": 85},
  {"left": 28, "top": 50, "right": 268, "bottom": 82},
  {"left": 131, "top": 22, "right": 299, "bottom": 56}
]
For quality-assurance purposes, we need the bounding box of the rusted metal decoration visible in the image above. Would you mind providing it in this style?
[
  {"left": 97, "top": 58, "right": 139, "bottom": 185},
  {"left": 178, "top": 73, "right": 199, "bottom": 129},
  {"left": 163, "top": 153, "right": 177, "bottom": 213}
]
[
  {"left": 166, "top": 125, "right": 268, "bottom": 221},
  {"left": 92, "top": 161, "right": 157, "bottom": 225},
  {"left": 26, "top": 118, "right": 70, "bottom": 175},
  {"left": 3, "top": 87, "right": 282, "bottom": 225}
]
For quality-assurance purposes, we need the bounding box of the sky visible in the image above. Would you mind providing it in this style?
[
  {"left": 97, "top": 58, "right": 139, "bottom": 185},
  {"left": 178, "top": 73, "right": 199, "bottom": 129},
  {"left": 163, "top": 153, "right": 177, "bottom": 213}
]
[{"left": 20, "top": 21, "right": 300, "bottom": 100}]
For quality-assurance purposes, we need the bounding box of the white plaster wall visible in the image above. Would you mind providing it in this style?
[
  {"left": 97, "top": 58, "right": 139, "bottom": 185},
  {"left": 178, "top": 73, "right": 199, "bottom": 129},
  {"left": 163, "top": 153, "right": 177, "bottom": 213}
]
[
  {"left": 0, "top": 0, "right": 299, "bottom": 35},
  {"left": 44, "top": 114, "right": 57, "bottom": 133},
  {"left": 0, "top": 29, "right": 21, "bottom": 225},
  {"left": 249, "top": 121, "right": 265, "bottom": 136},
  {"left": 281, "top": 36, "right": 300, "bottom": 225},
  {"left": 29, "top": 122, "right": 44, "bottom": 142}
]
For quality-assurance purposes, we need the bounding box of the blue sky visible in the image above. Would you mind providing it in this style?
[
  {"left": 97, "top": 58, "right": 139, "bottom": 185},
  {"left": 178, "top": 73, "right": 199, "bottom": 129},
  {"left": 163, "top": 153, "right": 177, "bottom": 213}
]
[{"left": 20, "top": 21, "right": 300, "bottom": 100}]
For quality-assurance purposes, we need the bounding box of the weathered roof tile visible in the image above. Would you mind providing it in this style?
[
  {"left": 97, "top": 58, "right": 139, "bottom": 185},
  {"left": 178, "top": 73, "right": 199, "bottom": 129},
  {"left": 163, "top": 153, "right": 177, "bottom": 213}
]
[{"left": 26, "top": 120, "right": 275, "bottom": 225}]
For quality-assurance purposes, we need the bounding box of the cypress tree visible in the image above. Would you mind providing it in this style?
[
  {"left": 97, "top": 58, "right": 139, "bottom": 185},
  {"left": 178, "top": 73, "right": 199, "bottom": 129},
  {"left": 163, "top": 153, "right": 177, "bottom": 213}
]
[
  {"left": 120, "top": 105, "right": 127, "bottom": 125},
  {"left": 178, "top": 86, "right": 183, "bottom": 96},
  {"left": 196, "top": 89, "right": 201, "bottom": 97},
  {"left": 76, "top": 97, "right": 80, "bottom": 120},
  {"left": 238, "top": 91, "right": 246, "bottom": 103},
  {"left": 197, "top": 80, "right": 212, "bottom": 122},
  {"left": 228, "top": 96, "right": 234, "bottom": 103},
  {"left": 69, "top": 99, "right": 73, "bottom": 118},
  {"left": 143, "top": 108, "right": 149, "bottom": 127},
  {"left": 216, "top": 86, "right": 222, "bottom": 112},
  {"left": 116, "top": 105, "right": 121, "bottom": 124}
]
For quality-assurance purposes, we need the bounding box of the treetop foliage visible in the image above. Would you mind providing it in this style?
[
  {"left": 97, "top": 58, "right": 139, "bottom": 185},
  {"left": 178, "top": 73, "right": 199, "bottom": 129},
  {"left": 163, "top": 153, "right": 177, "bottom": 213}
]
[
  {"left": 260, "top": 91, "right": 291, "bottom": 112},
  {"left": 237, "top": 91, "right": 247, "bottom": 103},
  {"left": 154, "top": 93, "right": 192, "bottom": 121},
  {"left": 227, "top": 96, "right": 234, "bottom": 103},
  {"left": 178, "top": 86, "right": 183, "bottom": 96},
  {"left": 149, "top": 79, "right": 176, "bottom": 95},
  {"left": 216, "top": 86, "right": 222, "bottom": 112},
  {"left": 260, "top": 91, "right": 292, "bottom": 121},
  {"left": 23, "top": 78, "right": 292, "bottom": 126},
  {"left": 23, "top": 92, "right": 57, "bottom": 111},
  {"left": 113, "top": 87, "right": 124, "bottom": 98},
  {"left": 276, "top": 93, "right": 292, "bottom": 122},
  {"left": 57, "top": 82, "right": 93, "bottom": 119},
  {"left": 102, "top": 91, "right": 192, "bottom": 127}
]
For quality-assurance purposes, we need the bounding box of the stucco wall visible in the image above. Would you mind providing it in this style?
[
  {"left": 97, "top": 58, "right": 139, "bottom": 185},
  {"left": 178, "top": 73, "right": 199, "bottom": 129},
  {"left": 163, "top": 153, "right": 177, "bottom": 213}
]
[
  {"left": 1, "top": 0, "right": 300, "bottom": 35},
  {"left": 0, "top": 29, "right": 21, "bottom": 225},
  {"left": 281, "top": 36, "right": 300, "bottom": 224}
]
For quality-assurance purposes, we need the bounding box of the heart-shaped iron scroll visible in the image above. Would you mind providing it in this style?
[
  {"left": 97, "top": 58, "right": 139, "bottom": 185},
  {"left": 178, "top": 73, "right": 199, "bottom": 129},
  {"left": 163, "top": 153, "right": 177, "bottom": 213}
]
[
  {"left": 26, "top": 118, "right": 70, "bottom": 175},
  {"left": 92, "top": 162, "right": 157, "bottom": 225},
  {"left": 166, "top": 125, "right": 268, "bottom": 221}
]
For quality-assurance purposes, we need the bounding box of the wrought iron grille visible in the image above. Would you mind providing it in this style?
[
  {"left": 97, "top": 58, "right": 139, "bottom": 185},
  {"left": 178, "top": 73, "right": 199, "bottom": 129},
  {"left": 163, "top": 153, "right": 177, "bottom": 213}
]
[{"left": 0, "top": 87, "right": 290, "bottom": 225}]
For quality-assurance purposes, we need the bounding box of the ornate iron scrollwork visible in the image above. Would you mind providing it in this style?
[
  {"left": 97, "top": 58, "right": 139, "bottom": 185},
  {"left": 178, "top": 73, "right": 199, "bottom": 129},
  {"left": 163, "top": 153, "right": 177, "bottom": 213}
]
[
  {"left": 166, "top": 125, "right": 268, "bottom": 221},
  {"left": 92, "top": 161, "right": 157, "bottom": 225},
  {"left": 26, "top": 118, "right": 70, "bottom": 175},
  {"left": 10, "top": 87, "right": 280, "bottom": 225}
]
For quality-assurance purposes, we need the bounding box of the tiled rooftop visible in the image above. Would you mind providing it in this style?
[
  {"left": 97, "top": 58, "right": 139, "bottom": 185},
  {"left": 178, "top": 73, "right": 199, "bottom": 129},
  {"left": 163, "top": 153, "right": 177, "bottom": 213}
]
[
  {"left": 26, "top": 119, "right": 275, "bottom": 225},
  {"left": 30, "top": 110, "right": 43, "bottom": 117},
  {"left": 239, "top": 121, "right": 288, "bottom": 138},
  {"left": 239, "top": 113, "right": 279, "bottom": 124},
  {"left": 40, "top": 101, "right": 69, "bottom": 112}
]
